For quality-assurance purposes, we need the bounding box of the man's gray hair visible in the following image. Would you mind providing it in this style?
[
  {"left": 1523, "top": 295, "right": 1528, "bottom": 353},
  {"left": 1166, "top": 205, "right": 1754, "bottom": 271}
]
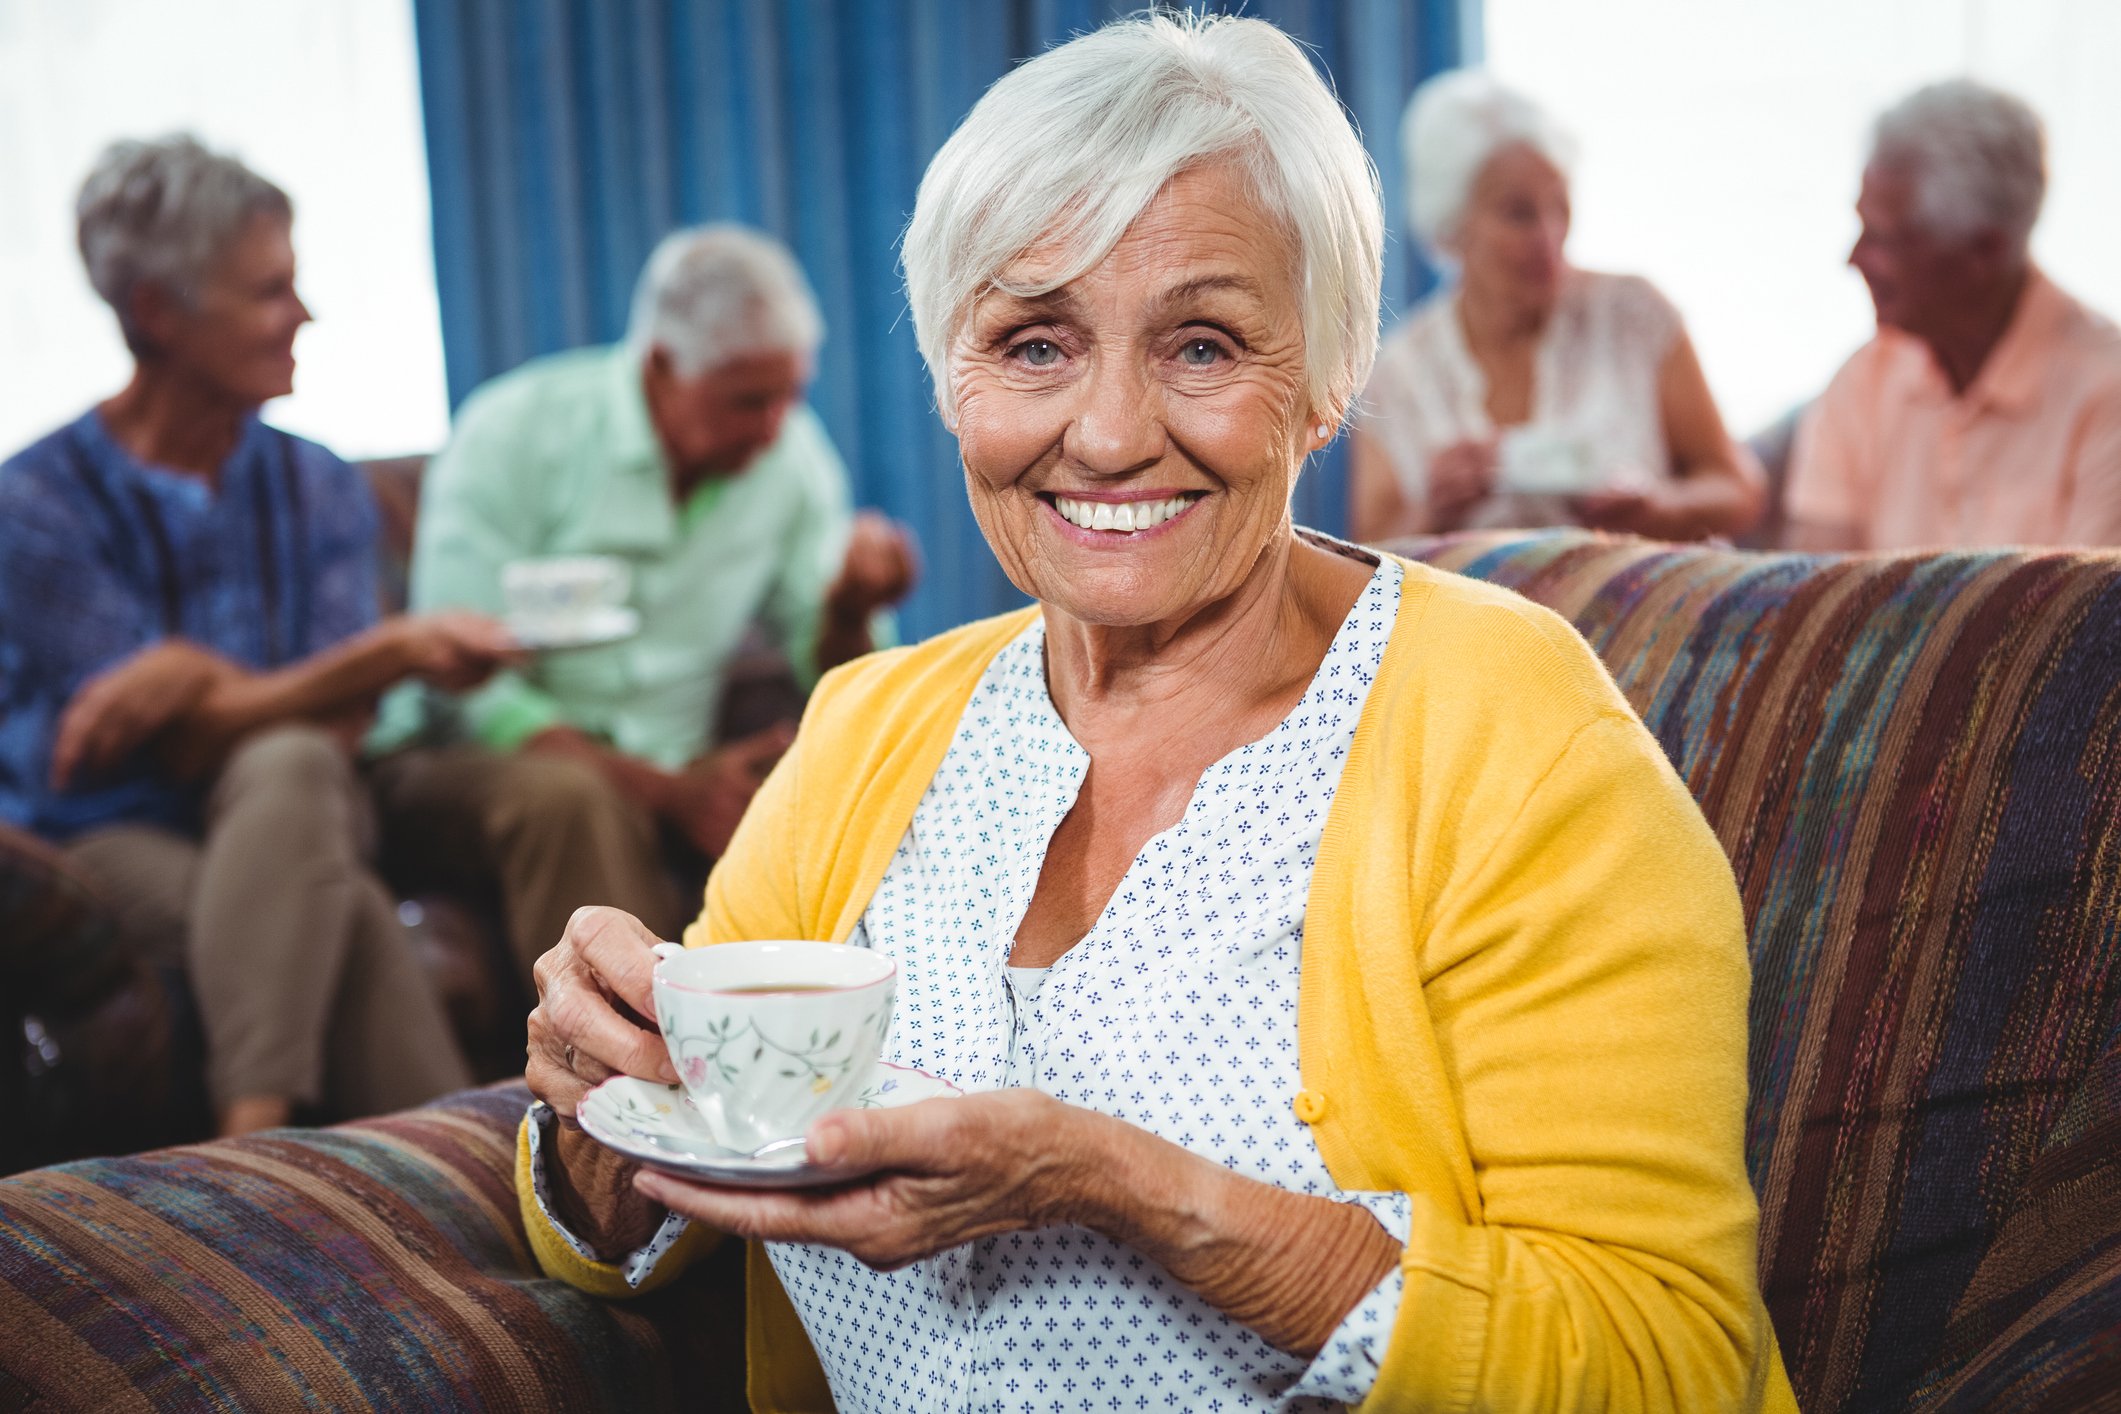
[
  {"left": 627, "top": 225, "right": 825, "bottom": 378},
  {"left": 76, "top": 134, "right": 292, "bottom": 354},
  {"left": 1400, "top": 69, "right": 1575, "bottom": 256},
  {"left": 902, "top": 11, "right": 1384, "bottom": 422},
  {"left": 1872, "top": 79, "right": 2046, "bottom": 246}
]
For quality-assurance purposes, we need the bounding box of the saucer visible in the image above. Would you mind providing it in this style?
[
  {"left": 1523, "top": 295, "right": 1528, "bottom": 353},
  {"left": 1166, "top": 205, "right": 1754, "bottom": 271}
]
[
  {"left": 577, "top": 1061, "right": 963, "bottom": 1187},
  {"left": 507, "top": 606, "right": 640, "bottom": 651}
]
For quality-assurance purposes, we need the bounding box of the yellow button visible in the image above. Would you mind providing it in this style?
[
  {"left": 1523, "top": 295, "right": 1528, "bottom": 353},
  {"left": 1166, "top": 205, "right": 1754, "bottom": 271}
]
[{"left": 1293, "top": 1089, "right": 1329, "bottom": 1124}]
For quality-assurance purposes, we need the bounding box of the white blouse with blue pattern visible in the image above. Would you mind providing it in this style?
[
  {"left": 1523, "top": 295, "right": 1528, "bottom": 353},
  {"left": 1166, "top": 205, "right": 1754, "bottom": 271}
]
[{"left": 536, "top": 549, "right": 1409, "bottom": 1412}]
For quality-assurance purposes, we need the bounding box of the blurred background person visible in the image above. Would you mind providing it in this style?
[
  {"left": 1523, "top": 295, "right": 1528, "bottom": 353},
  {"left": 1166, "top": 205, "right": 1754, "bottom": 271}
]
[
  {"left": 1350, "top": 71, "right": 1763, "bottom": 543},
  {"left": 0, "top": 135, "right": 508, "bottom": 1135},
  {"left": 1786, "top": 81, "right": 2121, "bottom": 551},
  {"left": 369, "top": 226, "right": 917, "bottom": 985}
]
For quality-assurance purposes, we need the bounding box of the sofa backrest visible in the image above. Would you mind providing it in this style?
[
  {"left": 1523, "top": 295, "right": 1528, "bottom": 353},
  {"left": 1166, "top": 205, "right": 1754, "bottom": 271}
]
[
  {"left": 359, "top": 455, "right": 428, "bottom": 617},
  {"left": 1400, "top": 530, "right": 2121, "bottom": 1414}
]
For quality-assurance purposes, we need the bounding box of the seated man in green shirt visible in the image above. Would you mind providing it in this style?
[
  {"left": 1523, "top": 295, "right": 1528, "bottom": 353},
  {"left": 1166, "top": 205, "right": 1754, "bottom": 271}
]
[{"left": 371, "top": 226, "right": 915, "bottom": 986}]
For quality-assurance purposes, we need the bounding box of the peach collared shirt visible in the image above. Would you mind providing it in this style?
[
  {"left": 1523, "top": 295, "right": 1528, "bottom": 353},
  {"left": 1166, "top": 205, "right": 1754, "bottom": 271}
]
[{"left": 1788, "top": 269, "right": 2121, "bottom": 548}]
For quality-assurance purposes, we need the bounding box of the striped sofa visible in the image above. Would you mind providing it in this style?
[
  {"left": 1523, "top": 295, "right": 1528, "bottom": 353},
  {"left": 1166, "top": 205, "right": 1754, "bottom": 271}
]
[{"left": 4, "top": 530, "right": 2118, "bottom": 1412}]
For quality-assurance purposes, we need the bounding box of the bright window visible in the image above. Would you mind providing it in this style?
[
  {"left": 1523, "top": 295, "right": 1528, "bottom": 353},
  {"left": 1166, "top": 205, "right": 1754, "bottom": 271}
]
[
  {"left": 1485, "top": 0, "right": 2121, "bottom": 433},
  {"left": 0, "top": 0, "right": 447, "bottom": 458}
]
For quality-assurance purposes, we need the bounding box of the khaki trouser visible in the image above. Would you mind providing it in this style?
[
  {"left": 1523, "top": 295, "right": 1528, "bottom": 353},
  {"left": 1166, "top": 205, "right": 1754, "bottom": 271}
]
[
  {"left": 366, "top": 746, "right": 684, "bottom": 992},
  {"left": 63, "top": 725, "right": 472, "bottom": 1117}
]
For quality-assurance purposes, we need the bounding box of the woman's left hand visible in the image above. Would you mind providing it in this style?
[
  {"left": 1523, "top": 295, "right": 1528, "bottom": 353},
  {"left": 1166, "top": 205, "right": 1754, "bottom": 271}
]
[
  {"left": 648, "top": 1085, "right": 1403, "bottom": 1355},
  {"left": 1573, "top": 484, "right": 1675, "bottom": 537},
  {"left": 635, "top": 1089, "right": 1093, "bottom": 1271}
]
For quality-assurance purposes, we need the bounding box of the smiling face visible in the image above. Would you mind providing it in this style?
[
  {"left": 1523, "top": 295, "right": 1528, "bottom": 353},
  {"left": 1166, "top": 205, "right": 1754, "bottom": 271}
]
[
  {"left": 947, "top": 163, "right": 1323, "bottom": 629},
  {"left": 138, "top": 211, "right": 310, "bottom": 405}
]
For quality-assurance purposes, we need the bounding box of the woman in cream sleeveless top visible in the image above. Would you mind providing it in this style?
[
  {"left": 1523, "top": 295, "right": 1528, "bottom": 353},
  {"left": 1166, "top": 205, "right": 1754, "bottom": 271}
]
[{"left": 1351, "top": 72, "right": 1763, "bottom": 542}]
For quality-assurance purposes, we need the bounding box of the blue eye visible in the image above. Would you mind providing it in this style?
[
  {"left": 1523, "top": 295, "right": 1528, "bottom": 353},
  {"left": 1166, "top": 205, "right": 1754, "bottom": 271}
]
[
  {"left": 1015, "top": 339, "right": 1061, "bottom": 367},
  {"left": 1180, "top": 338, "right": 1224, "bottom": 367}
]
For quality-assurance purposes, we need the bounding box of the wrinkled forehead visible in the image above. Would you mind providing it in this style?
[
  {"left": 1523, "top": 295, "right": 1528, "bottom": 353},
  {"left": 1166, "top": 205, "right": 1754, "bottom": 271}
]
[{"left": 1856, "top": 161, "right": 1924, "bottom": 226}]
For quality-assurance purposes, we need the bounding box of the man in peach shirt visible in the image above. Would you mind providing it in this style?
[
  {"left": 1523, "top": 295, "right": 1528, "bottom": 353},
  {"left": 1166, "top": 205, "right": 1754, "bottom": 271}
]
[{"left": 1788, "top": 81, "right": 2121, "bottom": 550}]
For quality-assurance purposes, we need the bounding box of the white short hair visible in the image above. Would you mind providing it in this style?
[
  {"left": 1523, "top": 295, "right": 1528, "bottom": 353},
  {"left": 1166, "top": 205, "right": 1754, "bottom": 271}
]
[
  {"left": 1871, "top": 80, "right": 2045, "bottom": 246},
  {"left": 627, "top": 225, "right": 825, "bottom": 378},
  {"left": 1401, "top": 69, "right": 1575, "bottom": 255},
  {"left": 902, "top": 11, "right": 1383, "bottom": 422},
  {"left": 76, "top": 134, "right": 292, "bottom": 354}
]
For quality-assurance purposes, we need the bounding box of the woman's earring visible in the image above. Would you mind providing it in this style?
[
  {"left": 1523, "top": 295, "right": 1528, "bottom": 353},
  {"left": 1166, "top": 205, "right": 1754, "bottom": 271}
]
[{"left": 1315, "top": 423, "right": 1331, "bottom": 440}]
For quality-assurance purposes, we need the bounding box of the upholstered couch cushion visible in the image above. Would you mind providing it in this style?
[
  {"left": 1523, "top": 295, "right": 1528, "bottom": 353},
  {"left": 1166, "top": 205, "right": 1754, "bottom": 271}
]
[
  {"left": 0, "top": 1082, "right": 749, "bottom": 1412},
  {"left": 3, "top": 533, "right": 2116, "bottom": 1412},
  {"left": 1400, "top": 532, "right": 2121, "bottom": 1413}
]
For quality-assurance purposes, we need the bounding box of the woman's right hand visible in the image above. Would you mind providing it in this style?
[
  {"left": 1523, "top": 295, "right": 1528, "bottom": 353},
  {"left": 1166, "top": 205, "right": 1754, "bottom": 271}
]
[
  {"left": 390, "top": 611, "right": 522, "bottom": 692},
  {"left": 1426, "top": 438, "right": 1499, "bottom": 528},
  {"left": 527, "top": 906, "right": 680, "bottom": 1118},
  {"left": 527, "top": 907, "right": 682, "bottom": 1255}
]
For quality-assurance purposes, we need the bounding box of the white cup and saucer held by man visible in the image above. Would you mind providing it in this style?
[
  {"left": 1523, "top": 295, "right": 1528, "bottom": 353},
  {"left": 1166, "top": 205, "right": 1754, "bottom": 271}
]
[
  {"left": 575, "top": 939, "right": 960, "bottom": 1187},
  {"left": 501, "top": 554, "right": 642, "bottom": 650}
]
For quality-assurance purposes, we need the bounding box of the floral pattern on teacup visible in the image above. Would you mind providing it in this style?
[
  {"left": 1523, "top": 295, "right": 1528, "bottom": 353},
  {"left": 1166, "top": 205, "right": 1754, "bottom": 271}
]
[
  {"left": 658, "top": 997, "right": 893, "bottom": 1149},
  {"left": 665, "top": 1005, "right": 887, "bottom": 1094}
]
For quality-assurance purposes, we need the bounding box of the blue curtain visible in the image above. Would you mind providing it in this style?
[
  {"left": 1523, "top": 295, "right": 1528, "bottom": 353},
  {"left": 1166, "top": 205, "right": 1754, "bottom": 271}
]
[{"left": 412, "top": 0, "right": 1480, "bottom": 640}]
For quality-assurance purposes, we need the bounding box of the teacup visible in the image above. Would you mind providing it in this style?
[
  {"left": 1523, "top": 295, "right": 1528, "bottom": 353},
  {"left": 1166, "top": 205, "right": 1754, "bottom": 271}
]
[
  {"left": 1497, "top": 427, "right": 1598, "bottom": 495},
  {"left": 501, "top": 555, "right": 631, "bottom": 630},
  {"left": 650, "top": 941, "right": 896, "bottom": 1153}
]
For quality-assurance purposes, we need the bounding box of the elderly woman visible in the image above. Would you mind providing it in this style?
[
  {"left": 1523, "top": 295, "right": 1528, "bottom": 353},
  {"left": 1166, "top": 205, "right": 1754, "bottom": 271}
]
[
  {"left": 0, "top": 136, "right": 510, "bottom": 1134},
  {"left": 1350, "top": 72, "right": 1763, "bottom": 543},
  {"left": 521, "top": 16, "right": 1796, "bottom": 1411}
]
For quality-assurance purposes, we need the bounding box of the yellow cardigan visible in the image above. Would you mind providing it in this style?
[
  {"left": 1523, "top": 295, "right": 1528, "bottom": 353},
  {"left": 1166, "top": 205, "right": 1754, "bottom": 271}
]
[{"left": 519, "top": 556, "right": 1799, "bottom": 1413}]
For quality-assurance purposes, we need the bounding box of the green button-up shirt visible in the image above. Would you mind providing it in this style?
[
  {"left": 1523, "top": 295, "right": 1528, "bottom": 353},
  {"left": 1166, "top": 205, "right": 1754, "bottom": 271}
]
[{"left": 382, "top": 344, "right": 854, "bottom": 768}]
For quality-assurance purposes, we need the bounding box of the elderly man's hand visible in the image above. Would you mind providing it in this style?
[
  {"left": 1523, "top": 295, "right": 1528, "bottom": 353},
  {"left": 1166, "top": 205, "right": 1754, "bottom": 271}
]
[
  {"left": 50, "top": 640, "right": 231, "bottom": 789},
  {"left": 665, "top": 722, "right": 796, "bottom": 857},
  {"left": 634, "top": 1089, "right": 1089, "bottom": 1271},
  {"left": 825, "top": 512, "right": 920, "bottom": 621}
]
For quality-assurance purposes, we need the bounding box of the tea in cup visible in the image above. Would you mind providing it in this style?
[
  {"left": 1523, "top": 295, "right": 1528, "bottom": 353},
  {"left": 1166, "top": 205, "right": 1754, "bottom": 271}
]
[{"left": 650, "top": 941, "right": 896, "bottom": 1152}]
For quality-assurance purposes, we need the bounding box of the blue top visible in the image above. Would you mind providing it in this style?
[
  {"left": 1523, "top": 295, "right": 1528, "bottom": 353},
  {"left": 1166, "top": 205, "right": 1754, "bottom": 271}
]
[{"left": 0, "top": 409, "right": 380, "bottom": 840}]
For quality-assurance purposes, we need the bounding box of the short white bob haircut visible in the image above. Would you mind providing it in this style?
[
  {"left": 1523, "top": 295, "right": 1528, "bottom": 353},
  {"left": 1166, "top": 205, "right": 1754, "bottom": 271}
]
[
  {"left": 77, "top": 134, "right": 292, "bottom": 355},
  {"left": 1870, "top": 80, "right": 2046, "bottom": 247},
  {"left": 903, "top": 11, "right": 1383, "bottom": 423},
  {"left": 628, "top": 224, "right": 825, "bottom": 378},
  {"left": 1400, "top": 69, "right": 1575, "bottom": 256}
]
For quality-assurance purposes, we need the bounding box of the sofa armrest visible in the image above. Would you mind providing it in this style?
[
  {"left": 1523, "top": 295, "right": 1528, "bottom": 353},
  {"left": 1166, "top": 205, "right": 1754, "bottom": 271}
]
[
  {"left": 0, "top": 821, "right": 129, "bottom": 1011},
  {"left": 1919, "top": 1254, "right": 2121, "bottom": 1412},
  {"left": 1914, "top": 1038, "right": 2121, "bottom": 1410},
  {"left": 0, "top": 1083, "right": 752, "bottom": 1411}
]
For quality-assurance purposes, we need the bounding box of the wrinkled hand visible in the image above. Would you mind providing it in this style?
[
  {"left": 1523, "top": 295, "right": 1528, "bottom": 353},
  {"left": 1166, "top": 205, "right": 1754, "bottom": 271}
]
[
  {"left": 664, "top": 722, "right": 796, "bottom": 857},
  {"left": 393, "top": 611, "right": 521, "bottom": 691},
  {"left": 1573, "top": 484, "right": 1680, "bottom": 539},
  {"left": 527, "top": 905, "right": 679, "bottom": 1120},
  {"left": 528, "top": 905, "right": 683, "bottom": 1254},
  {"left": 635, "top": 1089, "right": 1089, "bottom": 1270},
  {"left": 51, "top": 640, "right": 230, "bottom": 789},
  {"left": 1427, "top": 439, "right": 1498, "bottom": 525},
  {"left": 825, "top": 512, "right": 919, "bottom": 621}
]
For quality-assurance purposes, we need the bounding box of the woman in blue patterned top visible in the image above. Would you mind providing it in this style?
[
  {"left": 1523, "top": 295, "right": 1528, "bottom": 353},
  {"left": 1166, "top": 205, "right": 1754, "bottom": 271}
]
[{"left": 0, "top": 136, "right": 512, "bottom": 1135}]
